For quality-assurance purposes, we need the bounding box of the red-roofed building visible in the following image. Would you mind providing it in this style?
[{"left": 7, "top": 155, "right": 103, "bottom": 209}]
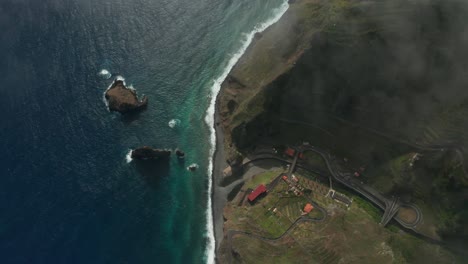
[
  {"left": 248, "top": 184, "right": 267, "bottom": 202},
  {"left": 303, "top": 203, "right": 314, "bottom": 214},
  {"left": 285, "top": 147, "right": 295, "bottom": 157}
]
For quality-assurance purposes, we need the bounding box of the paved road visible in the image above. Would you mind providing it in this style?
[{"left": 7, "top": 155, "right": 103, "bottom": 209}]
[
  {"left": 301, "top": 145, "right": 422, "bottom": 229},
  {"left": 380, "top": 197, "right": 400, "bottom": 226},
  {"left": 224, "top": 199, "right": 327, "bottom": 264},
  {"left": 241, "top": 148, "right": 423, "bottom": 230},
  {"left": 242, "top": 154, "right": 327, "bottom": 180},
  {"left": 287, "top": 150, "right": 300, "bottom": 180},
  {"left": 221, "top": 145, "right": 448, "bottom": 263}
]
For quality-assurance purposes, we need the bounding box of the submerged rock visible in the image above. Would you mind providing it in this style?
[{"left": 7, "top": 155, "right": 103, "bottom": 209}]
[
  {"left": 105, "top": 79, "right": 148, "bottom": 114},
  {"left": 175, "top": 149, "right": 185, "bottom": 159},
  {"left": 168, "top": 119, "right": 181, "bottom": 128},
  {"left": 187, "top": 163, "right": 198, "bottom": 171},
  {"left": 131, "top": 146, "right": 171, "bottom": 160}
]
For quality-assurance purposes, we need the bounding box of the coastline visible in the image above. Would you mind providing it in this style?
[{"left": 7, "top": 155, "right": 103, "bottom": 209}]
[
  {"left": 212, "top": 93, "right": 228, "bottom": 250},
  {"left": 208, "top": 1, "right": 290, "bottom": 262},
  {"left": 207, "top": 0, "right": 468, "bottom": 262}
]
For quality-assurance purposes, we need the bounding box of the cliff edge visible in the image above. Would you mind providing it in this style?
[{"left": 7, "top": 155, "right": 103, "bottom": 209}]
[{"left": 217, "top": 0, "right": 468, "bottom": 260}]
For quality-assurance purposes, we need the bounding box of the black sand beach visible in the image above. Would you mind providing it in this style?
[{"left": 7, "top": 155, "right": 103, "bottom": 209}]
[{"left": 212, "top": 94, "right": 229, "bottom": 251}]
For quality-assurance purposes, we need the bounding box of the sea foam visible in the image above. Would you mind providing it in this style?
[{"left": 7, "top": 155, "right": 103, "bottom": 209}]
[
  {"left": 125, "top": 149, "right": 133, "bottom": 163},
  {"left": 203, "top": 2, "right": 289, "bottom": 263},
  {"left": 127, "top": 84, "right": 136, "bottom": 92},
  {"left": 98, "top": 69, "right": 112, "bottom": 79},
  {"left": 102, "top": 76, "right": 126, "bottom": 110},
  {"left": 168, "top": 119, "right": 181, "bottom": 128},
  {"left": 187, "top": 163, "right": 199, "bottom": 171}
]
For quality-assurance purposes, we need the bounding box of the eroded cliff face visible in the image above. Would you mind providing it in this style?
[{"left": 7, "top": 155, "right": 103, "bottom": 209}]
[
  {"left": 219, "top": 0, "right": 468, "bottom": 243},
  {"left": 218, "top": 0, "right": 318, "bottom": 162}
]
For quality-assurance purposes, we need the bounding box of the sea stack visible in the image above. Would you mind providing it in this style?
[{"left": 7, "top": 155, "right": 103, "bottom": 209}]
[
  {"left": 131, "top": 146, "right": 171, "bottom": 160},
  {"left": 105, "top": 79, "right": 148, "bottom": 114}
]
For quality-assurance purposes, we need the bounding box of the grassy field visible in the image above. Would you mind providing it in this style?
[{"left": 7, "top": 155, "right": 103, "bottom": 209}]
[
  {"left": 222, "top": 168, "right": 459, "bottom": 263},
  {"left": 302, "top": 151, "right": 328, "bottom": 172},
  {"left": 245, "top": 169, "right": 283, "bottom": 190},
  {"left": 242, "top": 175, "right": 326, "bottom": 238}
]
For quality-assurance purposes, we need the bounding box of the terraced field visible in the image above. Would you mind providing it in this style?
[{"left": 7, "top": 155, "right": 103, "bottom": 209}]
[{"left": 222, "top": 163, "right": 459, "bottom": 263}]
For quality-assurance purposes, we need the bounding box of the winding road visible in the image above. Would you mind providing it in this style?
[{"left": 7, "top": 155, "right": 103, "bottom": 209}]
[
  {"left": 242, "top": 146, "right": 423, "bottom": 230},
  {"left": 300, "top": 145, "right": 422, "bottom": 229},
  {"left": 224, "top": 197, "right": 327, "bottom": 264}
]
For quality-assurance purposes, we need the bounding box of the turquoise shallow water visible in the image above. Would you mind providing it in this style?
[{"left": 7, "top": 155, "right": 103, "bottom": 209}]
[{"left": 0, "top": 0, "right": 285, "bottom": 263}]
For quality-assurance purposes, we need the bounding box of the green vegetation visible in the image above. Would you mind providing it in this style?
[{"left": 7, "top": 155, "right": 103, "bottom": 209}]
[
  {"left": 221, "top": 0, "right": 468, "bottom": 260},
  {"left": 295, "top": 168, "right": 320, "bottom": 181},
  {"left": 254, "top": 209, "right": 291, "bottom": 237},
  {"left": 364, "top": 150, "right": 468, "bottom": 238},
  {"left": 248, "top": 179, "right": 324, "bottom": 237},
  {"left": 245, "top": 170, "right": 282, "bottom": 189},
  {"left": 350, "top": 195, "right": 381, "bottom": 223},
  {"left": 367, "top": 153, "right": 413, "bottom": 194},
  {"left": 302, "top": 151, "right": 328, "bottom": 172},
  {"left": 222, "top": 165, "right": 457, "bottom": 263},
  {"left": 387, "top": 234, "right": 459, "bottom": 263}
]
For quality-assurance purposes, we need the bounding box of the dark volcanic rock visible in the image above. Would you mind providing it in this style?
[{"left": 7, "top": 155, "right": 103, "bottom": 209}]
[
  {"left": 188, "top": 164, "right": 198, "bottom": 171},
  {"left": 175, "top": 149, "right": 185, "bottom": 159},
  {"left": 105, "top": 79, "right": 148, "bottom": 114},
  {"left": 131, "top": 146, "right": 171, "bottom": 160}
]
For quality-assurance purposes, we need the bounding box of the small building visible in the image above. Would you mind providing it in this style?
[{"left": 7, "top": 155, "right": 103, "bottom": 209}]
[
  {"left": 248, "top": 184, "right": 267, "bottom": 202},
  {"left": 285, "top": 147, "right": 295, "bottom": 157},
  {"left": 299, "top": 152, "right": 305, "bottom": 159},
  {"left": 292, "top": 175, "right": 299, "bottom": 182},
  {"left": 303, "top": 203, "right": 314, "bottom": 214},
  {"left": 331, "top": 192, "right": 352, "bottom": 207}
]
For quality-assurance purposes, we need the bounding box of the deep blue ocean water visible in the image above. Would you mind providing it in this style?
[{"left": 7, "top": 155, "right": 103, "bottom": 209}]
[{"left": 0, "top": 0, "right": 286, "bottom": 263}]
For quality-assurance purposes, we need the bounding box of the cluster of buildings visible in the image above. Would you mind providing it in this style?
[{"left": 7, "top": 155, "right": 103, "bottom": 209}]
[
  {"left": 284, "top": 147, "right": 304, "bottom": 159},
  {"left": 282, "top": 174, "right": 305, "bottom": 196}
]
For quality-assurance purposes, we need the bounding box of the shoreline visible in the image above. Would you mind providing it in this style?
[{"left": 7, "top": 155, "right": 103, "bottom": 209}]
[
  {"left": 209, "top": 1, "right": 290, "bottom": 262},
  {"left": 212, "top": 92, "right": 228, "bottom": 250}
]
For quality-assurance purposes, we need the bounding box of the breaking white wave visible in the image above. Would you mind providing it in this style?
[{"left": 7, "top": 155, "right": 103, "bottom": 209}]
[
  {"left": 127, "top": 84, "right": 136, "bottom": 92},
  {"left": 187, "top": 163, "right": 199, "bottom": 171},
  {"left": 115, "top": 75, "right": 126, "bottom": 83},
  {"left": 98, "top": 69, "right": 112, "bottom": 79},
  {"left": 125, "top": 149, "right": 133, "bottom": 163},
  {"left": 202, "top": 2, "right": 289, "bottom": 263},
  {"left": 168, "top": 119, "right": 181, "bottom": 128},
  {"left": 102, "top": 76, "right": 126, "bottom": 110}
]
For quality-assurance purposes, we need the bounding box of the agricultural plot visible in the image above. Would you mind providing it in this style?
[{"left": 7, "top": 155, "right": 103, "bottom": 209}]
[
  {"left": 245, "top": 169, "right": 283, "bottom": 190},
  {"left": 223, "top": 167, "right": 457, "bottom": 264},
  {"left": 275, "top": 196, "right": 314, "bottom": 221},
  {"left": 300, "top": 176, "right": 329, "bottom": 196},
  {"left": 252, "top": 209, "right": 292, "bottom": 238}
]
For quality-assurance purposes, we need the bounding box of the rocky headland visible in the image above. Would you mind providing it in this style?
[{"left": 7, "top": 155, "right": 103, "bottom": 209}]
[{"left": 105, "top": 79, "right": 148, "bottom": 114}]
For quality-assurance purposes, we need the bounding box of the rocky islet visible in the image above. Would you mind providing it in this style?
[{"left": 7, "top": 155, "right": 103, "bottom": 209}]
[{"left": 105, "top": 79, "right": 148, "bottom": 114}]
